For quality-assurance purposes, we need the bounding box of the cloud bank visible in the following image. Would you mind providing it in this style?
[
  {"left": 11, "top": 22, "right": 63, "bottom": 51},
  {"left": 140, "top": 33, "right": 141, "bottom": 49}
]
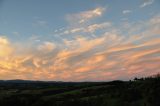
[{"left": 0, "top": 7, "right": 160, "bottom": 81}]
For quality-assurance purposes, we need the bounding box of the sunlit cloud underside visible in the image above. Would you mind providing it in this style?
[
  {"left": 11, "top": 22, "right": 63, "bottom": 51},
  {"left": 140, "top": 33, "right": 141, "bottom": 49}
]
[{"left": 0, "top": 1, "right": 160, "bottom": 81}]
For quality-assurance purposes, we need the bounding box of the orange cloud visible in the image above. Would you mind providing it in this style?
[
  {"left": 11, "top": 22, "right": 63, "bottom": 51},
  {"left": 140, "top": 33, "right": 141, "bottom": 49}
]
[
  {"left": 38, "top": 42, "right": 55, "bottom": 52},
  {"left": 0, "top": 37, "right": 13, "bottom": 57},
  {"left": 0, "top": 14, "right": 160, "bottom": 81}
]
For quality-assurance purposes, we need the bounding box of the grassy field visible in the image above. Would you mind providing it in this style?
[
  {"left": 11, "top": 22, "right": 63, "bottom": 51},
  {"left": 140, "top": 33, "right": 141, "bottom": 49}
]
[{"left": 0, "top": 75, "right": 160, "bottom": 106}]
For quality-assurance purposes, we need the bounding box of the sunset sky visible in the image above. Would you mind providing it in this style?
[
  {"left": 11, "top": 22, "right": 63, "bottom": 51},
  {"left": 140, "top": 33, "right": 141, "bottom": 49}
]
[{"left": 0, "top": 0, "right": 160, "bottom": 81}]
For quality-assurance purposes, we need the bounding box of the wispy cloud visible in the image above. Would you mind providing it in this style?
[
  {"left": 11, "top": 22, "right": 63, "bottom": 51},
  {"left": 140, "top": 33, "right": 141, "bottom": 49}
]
[
  {"left": 38, "top": 42, "right": 55, "bottom": 52},
  {"left": 0, "top": 9, "right": 160, "bottom": 81},
  {"left": 66, "top": 7, "right": 105, "bottom": 24},
  {"left": 32, "top": 20, "right": 48, "bottom": 27},
  {"left": 140, "top": 0, "right": 154, "bottom": 8},
  {"left": 122, "top": 10, "right": 132, "bottom": 14},
  {"left": 0, "top": 36, "right": 13, "bottom": 57},
  {"left": 54, "top": 21, "right": 111, "bottom": 37}
]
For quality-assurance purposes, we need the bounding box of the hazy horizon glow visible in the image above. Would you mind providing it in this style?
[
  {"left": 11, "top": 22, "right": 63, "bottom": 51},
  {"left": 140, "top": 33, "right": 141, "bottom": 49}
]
[{"left": 0, "top": 0, "right": 160, "bottom": 81}]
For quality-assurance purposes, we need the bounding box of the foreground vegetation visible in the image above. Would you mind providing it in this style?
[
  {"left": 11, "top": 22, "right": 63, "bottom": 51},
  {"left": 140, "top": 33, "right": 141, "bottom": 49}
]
[{"left": 0, "top": 74, "right": 160, "bottom": 106}]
